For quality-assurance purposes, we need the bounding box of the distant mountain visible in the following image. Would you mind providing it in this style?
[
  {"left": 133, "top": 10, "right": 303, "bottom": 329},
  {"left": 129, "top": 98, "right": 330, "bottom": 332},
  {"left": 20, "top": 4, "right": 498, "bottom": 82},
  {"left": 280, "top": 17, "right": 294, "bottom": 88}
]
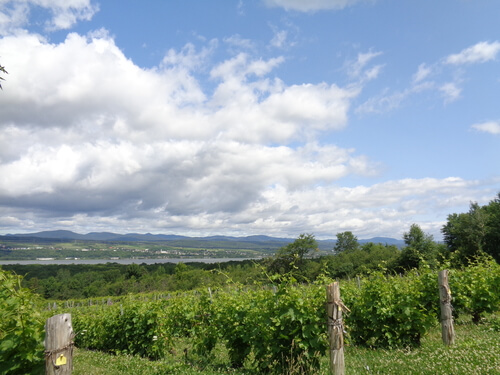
[
  {"left": 3, "top": 230, "right": 405, "bottom": 249},
  {"left": 5, "top": 231, "right": 185, "bottom": 242},
  {"left": 8, "top": 230, "right": 87, "bottom": 240}
]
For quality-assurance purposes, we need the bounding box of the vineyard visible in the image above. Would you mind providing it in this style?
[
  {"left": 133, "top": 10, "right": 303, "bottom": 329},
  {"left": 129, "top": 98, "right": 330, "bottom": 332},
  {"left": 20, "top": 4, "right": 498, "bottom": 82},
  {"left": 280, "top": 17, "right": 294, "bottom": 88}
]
[{"left": 1, "top": 259, "right": 499, "bottom": 374}]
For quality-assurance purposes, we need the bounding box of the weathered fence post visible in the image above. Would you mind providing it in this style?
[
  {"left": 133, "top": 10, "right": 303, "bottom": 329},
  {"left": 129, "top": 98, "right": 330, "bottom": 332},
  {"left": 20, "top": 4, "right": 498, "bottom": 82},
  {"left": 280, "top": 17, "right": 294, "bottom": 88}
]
[
  {"left": 45, "top": 313, "right": 74, "bottom": 375},
  {"left": 438, "top": 270, "right": 455, "bottom": 345},
  {"left": 327, "top": 282, "right": 349, "bottom": 375}
]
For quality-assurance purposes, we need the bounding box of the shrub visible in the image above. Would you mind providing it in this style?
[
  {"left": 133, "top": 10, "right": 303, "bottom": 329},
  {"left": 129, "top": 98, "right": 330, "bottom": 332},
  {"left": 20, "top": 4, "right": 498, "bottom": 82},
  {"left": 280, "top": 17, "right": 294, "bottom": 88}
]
[
  {"left": 449, "top": 258, "right": 500, "bottom": 323},
  {"left": 0, "top": 268, "right": 45, "bottom": 375},
  {"left": 344, "top": 270, "right": 435, "bottom": 349},
  {"left": 73, "top": 299, "right": 169, "bottom": 359}
]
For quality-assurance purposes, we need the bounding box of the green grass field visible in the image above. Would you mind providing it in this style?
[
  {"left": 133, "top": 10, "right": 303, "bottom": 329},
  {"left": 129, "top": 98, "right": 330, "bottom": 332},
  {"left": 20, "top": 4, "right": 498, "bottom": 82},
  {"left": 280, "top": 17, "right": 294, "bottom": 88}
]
[{"left": 72, "top": 315, "right": 499, "bottom": 375}]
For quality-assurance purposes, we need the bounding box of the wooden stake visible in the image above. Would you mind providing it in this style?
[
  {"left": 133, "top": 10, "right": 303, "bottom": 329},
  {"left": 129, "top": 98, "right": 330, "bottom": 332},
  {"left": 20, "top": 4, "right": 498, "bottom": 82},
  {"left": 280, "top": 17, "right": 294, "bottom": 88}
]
[
  {"left": 438, "top": 270, "right": 455, "bottom": 345},
  {"left": 45, "top": 313, "right": 74, "bottom": 375},
  {"left": 327, "top": 282, "right": 348, "bottom": 375}
]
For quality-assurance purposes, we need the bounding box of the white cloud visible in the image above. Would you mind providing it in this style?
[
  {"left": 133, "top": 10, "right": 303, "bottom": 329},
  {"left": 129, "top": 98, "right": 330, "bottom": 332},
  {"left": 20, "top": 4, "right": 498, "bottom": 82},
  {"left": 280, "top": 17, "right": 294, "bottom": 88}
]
[
  {"left": 471, "top": 121, "right": 500, "bottom": 135},
  {"left": 0, "top": 0, "right": 98, "bottom": 34},
  {"left": 445, "top": 41, "right": 500, "bottom": 65},
  {"left": 360, "top": 40, "right": 500, "bottom": 114},
  {"left": 356, "top": 88, "right": 409, "bottom": 114},
  {"left": 412, "top": 63, "right": 432, "bottom": 83},
  {"left": 0, "top": 5, "right": 497, "bottom": 240},
  {"left": 2, "top": 168, "right": 491, "bottom": 239},
  {"left": 439, "top": 82, "right": 461, "bottom": 103},
  {"left": 161, "top": 41, "right": 216, "bottom": 72},
  {"left": 270, "top": 29, "right": 288, "bottom": 48},
  {"left": 223, "top": 34, "right": 255, "bottom": 51},
  {"left": 347, "top": 50, "right": 383, "bottom": 82},
  {"left": 263, "top": 0, "right": 367, "bottom": 12},
  {"left": 261, "top": 82, "right": 357, "bottom": 133},
  {"left": 0, "top": 30, "right": 367, "bottom": 230}
]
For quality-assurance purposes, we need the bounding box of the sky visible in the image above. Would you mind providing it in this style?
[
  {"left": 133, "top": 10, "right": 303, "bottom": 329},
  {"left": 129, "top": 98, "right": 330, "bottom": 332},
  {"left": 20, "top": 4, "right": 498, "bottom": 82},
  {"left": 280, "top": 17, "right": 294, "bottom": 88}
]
[{"left": 0, "top": 0, "right": 499, "bottom": 240}]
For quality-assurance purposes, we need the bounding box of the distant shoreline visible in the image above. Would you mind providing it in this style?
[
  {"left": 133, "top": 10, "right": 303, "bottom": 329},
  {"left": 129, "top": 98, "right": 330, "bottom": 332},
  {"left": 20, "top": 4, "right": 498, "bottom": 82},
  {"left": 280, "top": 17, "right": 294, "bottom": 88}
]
[{"left": 0, "top": 257, "right": 259, "bottom": 265}]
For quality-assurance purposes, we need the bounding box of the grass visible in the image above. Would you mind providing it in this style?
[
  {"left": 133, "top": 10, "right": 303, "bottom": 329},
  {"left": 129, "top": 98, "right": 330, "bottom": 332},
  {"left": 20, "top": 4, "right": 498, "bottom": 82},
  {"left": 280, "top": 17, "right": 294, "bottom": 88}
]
[
  {"left": 73, "top": 315, "right": 500, "bottom": 375},
  {"left": 342, "top": 315, "right": 500, "bottom": 374}
]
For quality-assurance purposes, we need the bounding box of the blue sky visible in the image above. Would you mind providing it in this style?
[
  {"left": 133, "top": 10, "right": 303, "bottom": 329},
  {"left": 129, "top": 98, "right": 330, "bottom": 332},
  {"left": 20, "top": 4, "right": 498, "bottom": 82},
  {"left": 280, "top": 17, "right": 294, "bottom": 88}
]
[{"left": 0, "top": 0, "right": 499, "bottom": 240}]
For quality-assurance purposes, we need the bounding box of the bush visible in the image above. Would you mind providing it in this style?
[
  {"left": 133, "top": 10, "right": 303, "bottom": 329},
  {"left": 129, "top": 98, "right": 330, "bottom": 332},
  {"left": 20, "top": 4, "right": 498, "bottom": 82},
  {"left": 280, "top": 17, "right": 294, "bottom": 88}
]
[
  {"left": 344, "top": 270, "right": 436, "bottom": 349},
  {"left": 449, "top": 258, "right": 500, "bottom": 323},
  {"left": 73, "top": 299, "right": 169, "bottom": 359},
  {"left": 191, "top": 283, "right": 327, "bottom": 374},
  {"left": 0, "top": 268, "right": 45, "bottom": 375}
]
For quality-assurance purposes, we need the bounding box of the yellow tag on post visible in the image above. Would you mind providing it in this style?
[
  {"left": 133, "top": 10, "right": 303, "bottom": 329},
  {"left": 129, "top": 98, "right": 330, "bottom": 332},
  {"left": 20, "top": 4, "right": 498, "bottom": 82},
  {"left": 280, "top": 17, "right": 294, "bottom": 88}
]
[{"left": 55, "top": 354, "right": 67, "bottom": 366}]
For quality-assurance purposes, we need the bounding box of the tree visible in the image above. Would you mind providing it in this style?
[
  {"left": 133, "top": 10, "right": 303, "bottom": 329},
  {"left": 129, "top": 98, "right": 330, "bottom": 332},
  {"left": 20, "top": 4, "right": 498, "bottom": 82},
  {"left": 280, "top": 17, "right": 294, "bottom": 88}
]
[
  {"left": 324, "top": 242, "right": 399, "bottom": 278},
  {"left": 442, "top": 194, "right": 500, "bottom": 263},
  {"left": 483, "top": 193, "right": 500, "bottom": 262},
  {"left": 398, "top": 224, "right": 437, "bottom": 269},
  {"left": 333, "top": 231, "right": 359, "bottom": 253},
  {"left": 126, "top": 263, "right": 147, "bottom": 280},
  {"left": 267, "top": 234, "right": 317, "bottom": 279},
  {"left": 0, "top": 64, "right": 7, "bottom": 89}
]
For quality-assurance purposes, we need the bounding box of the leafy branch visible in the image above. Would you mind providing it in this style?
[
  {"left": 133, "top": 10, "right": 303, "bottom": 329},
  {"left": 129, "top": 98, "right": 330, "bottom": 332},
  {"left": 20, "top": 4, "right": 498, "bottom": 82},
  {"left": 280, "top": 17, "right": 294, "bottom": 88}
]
[{"left": 0, "top": 63, "right": 7, "bottom": 89}]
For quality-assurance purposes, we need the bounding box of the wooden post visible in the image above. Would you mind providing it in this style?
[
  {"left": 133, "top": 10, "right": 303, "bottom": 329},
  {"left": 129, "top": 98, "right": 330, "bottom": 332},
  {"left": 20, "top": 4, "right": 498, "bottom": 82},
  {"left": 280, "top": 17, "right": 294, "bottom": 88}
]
[
  {"left": 438, "top": 270, "right": 455, "bottom": 345},
  {"left": 327, "top": 282, "right": 349, "bottom": 375},
  {"left": 45, "top": 313, "right": 74, "bottom": 375}
]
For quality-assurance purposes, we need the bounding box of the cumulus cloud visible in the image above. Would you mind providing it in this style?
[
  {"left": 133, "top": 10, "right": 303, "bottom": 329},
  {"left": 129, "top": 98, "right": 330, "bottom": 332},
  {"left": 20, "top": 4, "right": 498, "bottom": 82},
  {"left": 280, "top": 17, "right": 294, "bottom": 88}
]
[
  {"left": 0, "top": 28, "right": 377, "bottom": 236},
  {"left": 445, "top": 41, "right": 500, "bottom": 65},
  {"left": 263, "top": 0, "right": 367, "bottom": 12},
  {"left": 2, "top": 171, "right": 492, "bottom": 239},
  {"left": 471, "top": 121, "right": 500, "bottom": 135},
  {"left": 0, "top": 5, "right": 496, "bottom": 240},
  {"left": 0, "top": 0, "right": 98, "bottom": 34}
]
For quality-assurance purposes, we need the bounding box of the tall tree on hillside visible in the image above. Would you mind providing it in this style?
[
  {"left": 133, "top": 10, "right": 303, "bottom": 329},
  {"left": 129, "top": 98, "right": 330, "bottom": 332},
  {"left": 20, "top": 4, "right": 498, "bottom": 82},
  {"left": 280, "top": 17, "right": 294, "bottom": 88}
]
[
  {"left": 398, "top": 224, "right": 437, "bottom": 269},
  {"left": 267, "top": 233, "right": 317, "bottom": 280},
  {"left": 333, "top": 231, "right": 359, "bottom": 254},
  {"left": 484, "top": 193, "right": 500, "bottom": 262},
  {"left": 442, "top": 194, "right": 500, "bottom": 263}
]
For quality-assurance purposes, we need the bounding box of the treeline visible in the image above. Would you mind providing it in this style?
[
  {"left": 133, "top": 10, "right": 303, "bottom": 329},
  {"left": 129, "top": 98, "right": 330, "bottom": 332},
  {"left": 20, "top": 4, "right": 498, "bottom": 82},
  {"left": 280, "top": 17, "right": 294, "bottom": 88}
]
[
  {"left": 265, "top": 193, "right": 500, "bottom": 283},
  {"left": 2, "top": 254, "right": 499, "bottom": 374},
  {"left": 4, "top": 193, "right": 500, "bottom": 300},
  {"left": 3, "top": 260, "right": 262, "bottom": 300}
]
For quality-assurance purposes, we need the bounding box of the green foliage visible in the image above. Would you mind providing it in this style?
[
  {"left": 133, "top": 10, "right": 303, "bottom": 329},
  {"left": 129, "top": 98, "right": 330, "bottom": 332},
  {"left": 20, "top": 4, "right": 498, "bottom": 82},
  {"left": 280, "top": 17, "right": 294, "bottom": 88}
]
[
  {"left": 333, "top": 231, "right": 359, "bottom": 254},
  {"left": 256, "top": 283, "right": 326, "bottom": 374},
  {"left": 322, "top": 242, "right": 400, "bottom": 279},
  {"left": 6, "top": 261, "right": 264, "bottom": 300},
  {"left": 71, "top": 317, "right": 500, "bottom": 375},
  {"left": 344, "top": 269, "right": 436, "bottom": 349},
  {"left": 266, "top": 234, "right": 317, "bottom": 280},
  {"left": 192, "top": 283, "right": 326, "bottom": 374},
  {"left": 0, "top": 268, "right": 45, "bottom": 375},
  {"left": 125, "top": 263, "right": 147, "bottom": 280},
  {"left": 0, "top": 64, "right": 7, "bottom": 89},
  {"left": 448, "top": 258, "right": 500, "bottom": 323},
  {"left": 397, "top": 224, "right": 438, "bottom": 270},
  {"left": 442, "top": 194, "right": 500, "bottom": 264},
  {"left": 59, "top": 259, "right": 500, "bottom": 372},
  {"left": 483, "top": 194, "right": 500, "bottom": 262},
  {"left": 73, "top": 299, "right": 169, "bottom": 359}
]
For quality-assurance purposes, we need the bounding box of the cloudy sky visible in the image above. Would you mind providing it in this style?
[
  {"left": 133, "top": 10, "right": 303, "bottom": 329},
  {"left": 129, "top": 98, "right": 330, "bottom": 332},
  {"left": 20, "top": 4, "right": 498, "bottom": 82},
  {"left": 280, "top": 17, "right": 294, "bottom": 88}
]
[{"left": 0, "top": 0, "right": 499, "bottom": 240}]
